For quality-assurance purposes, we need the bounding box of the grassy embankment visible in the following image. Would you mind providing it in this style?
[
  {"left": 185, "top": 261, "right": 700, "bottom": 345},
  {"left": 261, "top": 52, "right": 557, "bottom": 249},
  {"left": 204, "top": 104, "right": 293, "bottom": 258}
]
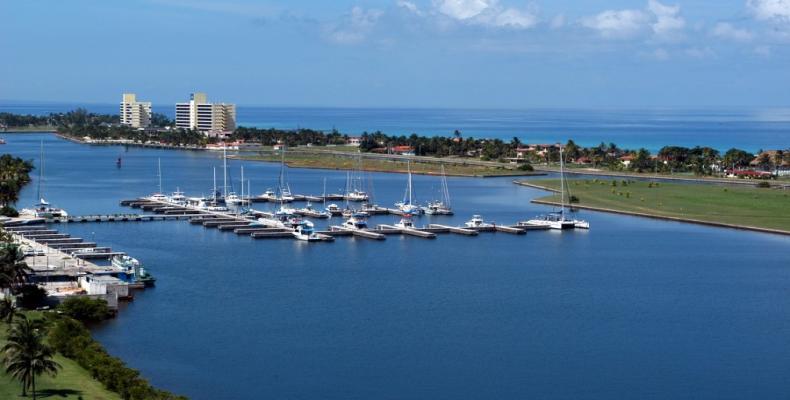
[
  {"left": 1, "top": 125, "right": 57, "bottom": 133},
  {"left": 520, "top": 178, "right": 790, "bottom": 233},
  {"left": 236, "top": 151, "right": 542, "bottom": 177},
  {"left": 0, "top": 313, "right": 120, "bottom": 400}
]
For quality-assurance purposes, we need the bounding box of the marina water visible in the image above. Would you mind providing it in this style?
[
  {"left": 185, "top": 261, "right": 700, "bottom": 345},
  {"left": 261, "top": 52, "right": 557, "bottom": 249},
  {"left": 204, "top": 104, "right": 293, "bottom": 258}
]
[{"left": 5, "top": 133, "right": 790, "bottom": 399}]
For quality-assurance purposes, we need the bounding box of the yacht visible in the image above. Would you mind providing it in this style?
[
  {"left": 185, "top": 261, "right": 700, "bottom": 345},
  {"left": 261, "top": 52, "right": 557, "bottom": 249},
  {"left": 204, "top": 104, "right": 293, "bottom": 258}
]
[
  {"left": 522, "top": 144, "right": 589, "bottom": 230},
  {"left": 395, "top": 161, "right": 423, "bottom": 214},
  {"left": 465, "top": 215, "right": 494, "bottom": 228},
  {"left": 297, "top": 202, "right": 330, "bottom": 218},
  {"left": 394, "top": 215, "right": 416, "bottom": 230},
  {"left": 259, "top": 189, "right": 278, "bottom": 201},
  {"left": 345, "top": 152, "right": 369, "bottom": 202},
  {"left": 111, "top": 255, "right": 156, "bottom": 287},
  {"left": 423, "top": 165, "right": 453, "bottom": 215},
  {"left": 168, "top": 189, "right": 187, "bottom": 205},
  {"left": 346, "top": 190, "right": 369, "bottom": 202},
  {"left": 342, "top": 213, "right": 369, "bottom": 230},
  {"left": 224, "top": 192, "right": 243, "bottom": 205},
  {"left": 292, "top": 220, "right": 321, "bottom": 242},
  {"left": 325, "top": 203, "right": 342, "bottom": 216},
  {"left": 20, "top": 141, "right": 69, "bottom": 218}
]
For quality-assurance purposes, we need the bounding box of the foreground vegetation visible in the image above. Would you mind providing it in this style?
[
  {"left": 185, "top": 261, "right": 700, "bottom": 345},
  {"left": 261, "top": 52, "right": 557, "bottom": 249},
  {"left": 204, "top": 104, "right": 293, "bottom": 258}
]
[
  {"left": 0, "top": 155, "right": 34, "bottom": 217},
  {"left": 238, "top": 151, "right": 538, "bottom": 177},
  {"left": 522, "top": 179, "right": 790, "bottom": 232}
]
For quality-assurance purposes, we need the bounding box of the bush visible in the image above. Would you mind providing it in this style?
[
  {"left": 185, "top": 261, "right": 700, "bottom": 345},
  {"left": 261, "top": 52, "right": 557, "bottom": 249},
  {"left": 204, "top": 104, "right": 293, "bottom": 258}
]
[
  {"left": 517, "top": 163, "right": 534, "bottom": 171},
  {"left": 58, "top": 296, "right": 111, "bottom": 322},
  {"left": 756, "top": 181, "right": 771, "bottom": 188},
  {"left": 17, "top": 284, "right": 48, "bottom": 309},
  {"left": 0, "top": 205, "right": 18, "bottom": 217},
  {"left": 569, "top": 195, "right": 579, "bottom": 203},
  {"left": 48, "top": 315, "right": 187, "bottom": 400}
]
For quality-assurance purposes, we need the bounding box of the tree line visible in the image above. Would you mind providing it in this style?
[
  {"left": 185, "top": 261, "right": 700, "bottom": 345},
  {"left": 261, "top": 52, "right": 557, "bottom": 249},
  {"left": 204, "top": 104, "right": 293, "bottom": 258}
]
[{"left": 0, "top": 155, "right": 35, "bottom": 216}]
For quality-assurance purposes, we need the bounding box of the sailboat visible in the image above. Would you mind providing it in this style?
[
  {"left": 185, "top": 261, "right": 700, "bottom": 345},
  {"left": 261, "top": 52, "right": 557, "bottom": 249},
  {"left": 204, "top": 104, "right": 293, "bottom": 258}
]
[
  {"left": 345, "top": 152, "right": 369, "bottom": 201},
  {"left": 423, "top": 165, "right": 453, "bottom": 215},
  {"left": 394, "top": 160, "right": 423, "bottom": 214},
  {"left": 522, "top": 144, "right": 586, "bottom": 230},
  {"left": 21, "top": 141, "right": 69, "bottom": 218},
  {"left": 146, "top": 158, "right": 168, "bottom": 202}
]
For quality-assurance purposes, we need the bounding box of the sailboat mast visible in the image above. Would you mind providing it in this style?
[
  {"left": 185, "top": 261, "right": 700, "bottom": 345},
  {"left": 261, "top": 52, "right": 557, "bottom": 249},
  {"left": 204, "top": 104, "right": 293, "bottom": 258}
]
[
  {"left": 559, "top": 144, "right": 565, "bottom": 218},
  {"left": 37, "top": 140, "right": 43, "bottom": 202},
  {"left": 441, "top": 164, "right": 450, "bottom": 208},
  {"left": 223, "top": 146, "right": 228, "bottom": 198},
  {"left": 213, "top": 167, "right": 217, "bottom": 202},
  {"left": 241, "top": 166, "right": 244, "bottom": 199},
  {"left": 323, "top": 177, "right": 327, "bottom": 206},
  {"left": 407, "top": 161, "right": 413, "bottom": 205}
]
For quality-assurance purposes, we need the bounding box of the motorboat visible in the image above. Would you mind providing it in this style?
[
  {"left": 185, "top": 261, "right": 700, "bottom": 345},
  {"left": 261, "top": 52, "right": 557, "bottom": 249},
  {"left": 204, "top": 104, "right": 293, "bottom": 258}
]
[
  {"left": 524, "top": 212, "right": 575, "bottom": 230},
  {"left": 292, "top": 220, "right": 322, "bottom": 242},
  {"left": 342, "top": 213, "right": 369, "bottom": 230},
  {"left": 111, "top": 255, "right": 156, "bottom": 287},
  {"left": 464, "top": 215, "right": 494, "bottom": 228}
]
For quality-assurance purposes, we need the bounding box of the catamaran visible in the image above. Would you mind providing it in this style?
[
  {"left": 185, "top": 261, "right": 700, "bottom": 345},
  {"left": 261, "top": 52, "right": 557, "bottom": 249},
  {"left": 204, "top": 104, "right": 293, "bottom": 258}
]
[
  {"left": 395, "top": 160, "right": 423, "bottom": 215},
  {"left": 423, "top": 164, "right": 453, "bottom": 215},
  {"left": 521, "top": 144, "right": 587, "bottom": 230},
  {"left": 21, "top": 141, "right": 69, "bottom": 219}
]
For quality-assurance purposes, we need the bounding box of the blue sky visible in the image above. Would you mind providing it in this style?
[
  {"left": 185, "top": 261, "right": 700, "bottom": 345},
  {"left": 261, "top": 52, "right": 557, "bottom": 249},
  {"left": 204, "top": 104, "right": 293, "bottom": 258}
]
[{"left": 1, "top": 0, "right": 789, "bottom": 108}]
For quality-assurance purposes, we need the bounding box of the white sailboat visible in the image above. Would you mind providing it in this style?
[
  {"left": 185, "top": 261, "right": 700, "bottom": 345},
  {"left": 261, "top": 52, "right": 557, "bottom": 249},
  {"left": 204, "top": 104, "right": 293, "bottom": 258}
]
[
  {"left": 522, "top": 144, "right": 584, "bottom": 230},
  {"left": 146, "top": 158, "right": 168, "bottom": 202},
  {"left": 424, "top": 164, "right": 453, "bottom": 215},
  {"left": 395, "top": 160, "right": 423, "bottom": 214},
  {"left": 21, "top": 141, "right": 69, "bottom": 218},
  {"left": 345, "top": 152, "right": 369, "bottom": 201}
]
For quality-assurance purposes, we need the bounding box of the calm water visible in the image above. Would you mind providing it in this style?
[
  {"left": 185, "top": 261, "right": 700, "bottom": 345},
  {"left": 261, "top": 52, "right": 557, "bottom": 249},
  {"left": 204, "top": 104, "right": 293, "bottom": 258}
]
[
  {"left": 2, "top": 101, "right": 790, "bottom": 152},
  {"left": 5, "top": 133, "right": 790, "bottom": 399}
]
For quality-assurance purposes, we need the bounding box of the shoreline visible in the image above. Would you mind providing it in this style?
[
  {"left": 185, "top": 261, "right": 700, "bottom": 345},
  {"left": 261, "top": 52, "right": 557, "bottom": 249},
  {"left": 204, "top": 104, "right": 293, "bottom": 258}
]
[{"left": 517, "top": 181, "right": 790, "bottom": 236}]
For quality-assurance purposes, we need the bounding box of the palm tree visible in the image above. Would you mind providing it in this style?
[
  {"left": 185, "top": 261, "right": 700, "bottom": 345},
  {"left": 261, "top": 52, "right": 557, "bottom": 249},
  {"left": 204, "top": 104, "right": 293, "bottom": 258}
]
[
  {"left": 1, "top": 315, "right": 61, "bottom": 399},
  {"left": 0, "top": 297, "right": 17, "bottom": 324},
  {"left": 0, "top": 245, "right": 31, "bottom": 292}
]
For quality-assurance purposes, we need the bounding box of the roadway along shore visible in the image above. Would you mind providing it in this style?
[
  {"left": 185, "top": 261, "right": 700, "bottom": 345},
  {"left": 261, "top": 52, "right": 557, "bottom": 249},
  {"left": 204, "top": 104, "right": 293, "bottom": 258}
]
[{"left": 49, "top": 132, "right": 790, "bottom": 185}]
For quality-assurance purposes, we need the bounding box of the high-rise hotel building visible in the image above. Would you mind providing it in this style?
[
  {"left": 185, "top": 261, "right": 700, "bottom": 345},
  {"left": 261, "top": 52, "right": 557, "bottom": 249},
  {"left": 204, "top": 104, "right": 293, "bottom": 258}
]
[
  {"left": 175, "top": 92, "right": 236, "bottom": 133},
  {"left": 120, "top": 93, "right": 152, "bottom": 128}
]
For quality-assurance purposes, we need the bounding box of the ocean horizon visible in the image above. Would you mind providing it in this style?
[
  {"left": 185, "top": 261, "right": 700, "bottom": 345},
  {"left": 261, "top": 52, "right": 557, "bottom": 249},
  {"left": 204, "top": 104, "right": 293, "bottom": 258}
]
[{"left": 2, "top": 100, "right": 789, "bottom": 152}]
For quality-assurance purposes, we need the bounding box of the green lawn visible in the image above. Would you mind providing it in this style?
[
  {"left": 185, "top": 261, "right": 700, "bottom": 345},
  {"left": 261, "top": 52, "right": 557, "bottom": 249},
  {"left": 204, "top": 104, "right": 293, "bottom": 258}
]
[
  {"left": 0, "top": 314, "right": 120, "bottom": 400},
  {"left": 239, "top": 153, "right": 539, "bottom": 177},
  {"left": 522, "top": 178, "right": 790, "bottom": 232}
]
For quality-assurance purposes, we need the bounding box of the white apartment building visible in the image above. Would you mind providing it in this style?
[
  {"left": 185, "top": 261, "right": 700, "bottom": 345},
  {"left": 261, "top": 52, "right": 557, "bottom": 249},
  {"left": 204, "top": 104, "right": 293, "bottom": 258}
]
[
  {"left": 175, "top": 92, "right": 236, "bottom": 133},
  {"left": 120, "top": 93, "right": 152, "bottom": 128}
]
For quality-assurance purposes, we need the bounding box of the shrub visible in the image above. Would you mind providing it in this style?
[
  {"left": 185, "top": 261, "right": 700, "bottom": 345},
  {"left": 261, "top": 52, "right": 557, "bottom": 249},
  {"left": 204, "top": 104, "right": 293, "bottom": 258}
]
[
  {"left": 17, "top": 284, "right": 48, "bottom": 309},
  {"left": 756, "top": 181, "right": 771, "bottom": 188},
  {"left": 611, "top": 181, "right": 617, "bottom": 187},
  {"left": 58, "top": 296, "right": 111, "bottom": 323},
  {"left": 517, "top": 163, "right": 534, "bottom": 171},
  {"left": 569, "top": 195, "right": 579, "bottom": 203},
  {"left": 0, "top": 205, "right": 19, "bottom": 217}
]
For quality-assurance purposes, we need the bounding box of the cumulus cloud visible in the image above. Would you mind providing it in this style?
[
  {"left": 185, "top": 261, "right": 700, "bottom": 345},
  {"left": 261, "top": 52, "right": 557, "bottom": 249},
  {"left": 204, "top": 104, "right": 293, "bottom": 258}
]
[
  {"left": 581, "top": 9, "right": 649, "bottom": 38},
  {"left": 711, "top": 22, "right": 754, "bottom": 41},
  {"left": 581, "top": 1, "right": 685, "bottom": 40},
  {"left": 432, "top": 0, "right": 538, "bottom": 29},
  {"left": 397, "top": 0, "right": 423, "bottom": 16},
  {"left": 648, "top": 0, "right": 685, "bottom": 39},
  {"left": 747, "top": 0, "right": 790, "bottom": 22},
  {"left": 325, "top": 6, "right": 383, "bottom": 45},
  {"left": 685, "top": 46, "right": 716, "bottom": 58}
]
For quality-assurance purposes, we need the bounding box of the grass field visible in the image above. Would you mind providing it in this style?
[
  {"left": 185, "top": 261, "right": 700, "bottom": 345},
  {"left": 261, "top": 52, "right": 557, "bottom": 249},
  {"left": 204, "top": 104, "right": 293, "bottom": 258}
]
[
  {"left": 239, "top": 153, "right": 542, "bottom": 177},
  {"left": 0, "top": 313, "right": 120, "bottom": 400},
  {"left": 521, "top": 178, "right": 790, "bottom": 232}
]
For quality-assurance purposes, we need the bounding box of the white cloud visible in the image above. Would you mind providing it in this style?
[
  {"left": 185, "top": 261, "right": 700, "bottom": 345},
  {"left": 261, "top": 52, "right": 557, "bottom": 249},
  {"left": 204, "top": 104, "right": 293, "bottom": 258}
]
[
  {"left": 711, "top": 22, "right": 754, "bottom": 41},
  {"left": 432, "top": 0, "right": 538, "bottom": 29},
  {"left": 435, "top": 0, "right": 493, "bottom": 20},
  {"left": 652, "top": 47, "right": 670, "bottom": 60},
  {"left": 397, "top": 0, "right": 423, "bottom": 16},
  {"left": 747, "top": 0, "right": 790, "bottom": 22},
  {"left": 326, "top": 6, "right": 383, "bottom": 45},
  {"left": 581, "top": 9, "right": 649, "bottom": 38},
  {"left": 648, "top": 0, "right": 685, "bottom": 39}
]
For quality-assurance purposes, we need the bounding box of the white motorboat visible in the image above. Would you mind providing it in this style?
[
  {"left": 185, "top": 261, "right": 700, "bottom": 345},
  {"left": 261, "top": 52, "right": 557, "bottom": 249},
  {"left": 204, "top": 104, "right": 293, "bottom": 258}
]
[
  {"left": 394, "top": 215, "right": 416, "bottom": 230},
  {"left": 325, "top": 203, "right": 342, "bottom": 215},
  {"left": 297, "top": 202, "right": 330, "bottom": 218},
  {"left": 292, "top": 220, "right": 321, "bottom": 242},
  {"left": 342, "top": 213, "right": 369, "bottom": 230},
  {"left": 464, "top": 215, "right": 494, "bottom": 228}
]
